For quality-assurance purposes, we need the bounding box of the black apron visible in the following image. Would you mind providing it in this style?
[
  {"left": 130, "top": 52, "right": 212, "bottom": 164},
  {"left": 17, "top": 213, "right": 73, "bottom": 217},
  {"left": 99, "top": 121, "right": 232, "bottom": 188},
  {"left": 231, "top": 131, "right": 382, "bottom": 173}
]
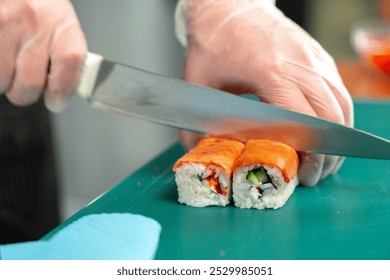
[{"left": 0, "top": 96, "right": 59, "bottom": 244}]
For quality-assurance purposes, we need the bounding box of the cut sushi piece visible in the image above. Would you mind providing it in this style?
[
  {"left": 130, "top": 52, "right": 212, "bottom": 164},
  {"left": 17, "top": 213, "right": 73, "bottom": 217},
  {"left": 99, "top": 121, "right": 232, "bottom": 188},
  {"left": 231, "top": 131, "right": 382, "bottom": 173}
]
[
  {"left": 233, "top": 139, "right": 299, "bottom": 210},
  {"left": 173, "top": 137, "right": 245, "bottom": 207}
]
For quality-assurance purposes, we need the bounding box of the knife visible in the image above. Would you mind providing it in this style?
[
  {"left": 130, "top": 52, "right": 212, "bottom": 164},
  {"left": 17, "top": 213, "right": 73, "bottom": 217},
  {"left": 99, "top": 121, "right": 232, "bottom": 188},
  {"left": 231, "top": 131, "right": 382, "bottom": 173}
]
[{"left": 76, "top": 52, "right": 390, "bottom": 159}]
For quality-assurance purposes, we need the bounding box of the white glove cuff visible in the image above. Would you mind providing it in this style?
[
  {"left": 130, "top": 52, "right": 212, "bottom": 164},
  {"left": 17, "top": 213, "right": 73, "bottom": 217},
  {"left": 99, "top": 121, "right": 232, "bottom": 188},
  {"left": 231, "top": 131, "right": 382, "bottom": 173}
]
[{"left": 174, "top": 0, "right": 276, "bottom": 47}]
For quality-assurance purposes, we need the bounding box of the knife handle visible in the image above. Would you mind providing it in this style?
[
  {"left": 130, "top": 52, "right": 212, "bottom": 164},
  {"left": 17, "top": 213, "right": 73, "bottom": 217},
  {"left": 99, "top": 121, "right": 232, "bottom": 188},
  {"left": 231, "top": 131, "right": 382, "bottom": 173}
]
[{"left": 76, "top": 52, "right": 104, "bottom": 99}]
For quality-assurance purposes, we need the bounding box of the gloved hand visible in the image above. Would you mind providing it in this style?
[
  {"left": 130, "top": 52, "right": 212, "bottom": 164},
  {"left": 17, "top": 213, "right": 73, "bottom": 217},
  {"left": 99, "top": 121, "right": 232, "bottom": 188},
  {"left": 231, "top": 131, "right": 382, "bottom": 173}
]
[
  {"left": 0, "top": 0, "right": 87, "bottom": 112},
  {"left": 175, "top": 0, "right": 354, "bottom": 186}
]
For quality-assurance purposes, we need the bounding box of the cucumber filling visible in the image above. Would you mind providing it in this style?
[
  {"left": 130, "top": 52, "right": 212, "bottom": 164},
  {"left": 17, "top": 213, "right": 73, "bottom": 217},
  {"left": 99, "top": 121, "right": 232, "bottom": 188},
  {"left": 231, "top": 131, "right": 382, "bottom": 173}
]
[{"left": 246, "top": 167, "right": 276, "bottom": 197}]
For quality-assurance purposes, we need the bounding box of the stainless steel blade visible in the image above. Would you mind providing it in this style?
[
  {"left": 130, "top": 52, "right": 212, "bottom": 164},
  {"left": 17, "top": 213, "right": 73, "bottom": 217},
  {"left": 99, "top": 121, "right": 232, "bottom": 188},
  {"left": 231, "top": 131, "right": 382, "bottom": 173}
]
[{"left": 82, "top": 57, "right": 390, "bottom": 159}]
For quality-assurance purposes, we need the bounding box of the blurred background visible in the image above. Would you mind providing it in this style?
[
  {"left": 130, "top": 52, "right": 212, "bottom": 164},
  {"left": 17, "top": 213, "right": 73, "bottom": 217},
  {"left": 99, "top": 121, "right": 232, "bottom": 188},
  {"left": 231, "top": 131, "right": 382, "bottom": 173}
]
[{"left": 57, "top": 0, "right": 379, "bottom": 220}]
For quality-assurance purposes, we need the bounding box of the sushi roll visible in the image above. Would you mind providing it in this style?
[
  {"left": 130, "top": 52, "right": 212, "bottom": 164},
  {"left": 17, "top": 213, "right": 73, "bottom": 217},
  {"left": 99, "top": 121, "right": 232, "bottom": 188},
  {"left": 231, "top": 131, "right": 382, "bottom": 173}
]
[
  {"left": 233, "top": 139, "right": 299, "bottom": 210},
  {"left": 173, "top": 137, "right": 244, "bottom": 207}
]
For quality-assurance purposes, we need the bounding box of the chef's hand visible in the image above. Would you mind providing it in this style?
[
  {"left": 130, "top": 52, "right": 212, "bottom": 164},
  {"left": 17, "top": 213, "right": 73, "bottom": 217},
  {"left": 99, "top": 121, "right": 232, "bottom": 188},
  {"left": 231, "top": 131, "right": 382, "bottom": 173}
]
[
  {"left": 0, "top": 0, "right": 87, "bottom": 112},
  {"left": 175, "top": 0, "right": 354, "bottom": 186}
]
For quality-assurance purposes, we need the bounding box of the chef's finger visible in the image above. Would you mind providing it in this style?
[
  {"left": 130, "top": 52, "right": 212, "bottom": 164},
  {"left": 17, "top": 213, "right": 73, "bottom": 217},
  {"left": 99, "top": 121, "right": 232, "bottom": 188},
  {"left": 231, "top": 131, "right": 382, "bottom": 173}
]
[
  {"left": 298, "top": 152, "right": 325, "bottom": 186},
  {"left": 253, "top": 77, "right": 318, "bottom": 117},
  {"left": 320, "top": 155, "right": 338, "bottom": 180},
  {"left": 331, "top": 156, "right": 345, "bottom": 175},
  {"left": 45, "top": 21, "right": 87, "bottom": 112},
  {"left": 325, "top": 79, "right": 354, "bottom": 127},
  {"left": 0, "top": 30, "right": 18, "bottom": 93},
  {"left": 6, "top": 36, "right": 49, "bottom": 106},
  {"left": 288, "top": 73, "right": 345, "bottom": 125}
]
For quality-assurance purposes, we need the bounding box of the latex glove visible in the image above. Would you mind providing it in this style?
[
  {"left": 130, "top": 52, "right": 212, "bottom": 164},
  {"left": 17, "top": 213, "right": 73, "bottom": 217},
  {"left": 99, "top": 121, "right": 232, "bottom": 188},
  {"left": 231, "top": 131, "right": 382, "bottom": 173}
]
[
  {"left": 0, "top": 0, "right": 87, "bottom": 112},
  {"left": 175, "top": 0, "right": 354, "bottom": 186}
]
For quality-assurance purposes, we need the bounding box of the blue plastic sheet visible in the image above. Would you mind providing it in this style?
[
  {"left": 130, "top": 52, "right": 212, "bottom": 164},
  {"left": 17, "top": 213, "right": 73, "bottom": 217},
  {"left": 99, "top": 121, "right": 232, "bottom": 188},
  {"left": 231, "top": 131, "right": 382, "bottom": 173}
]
[{"left": 0, "top": 213, "right": 161, "bottom": 260}]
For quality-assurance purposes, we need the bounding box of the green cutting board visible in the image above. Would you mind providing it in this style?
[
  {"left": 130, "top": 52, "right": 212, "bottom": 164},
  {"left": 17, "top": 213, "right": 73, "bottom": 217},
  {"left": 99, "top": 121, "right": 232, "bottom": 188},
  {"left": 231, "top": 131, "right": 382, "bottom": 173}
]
[{"left": 45, "top": 100, "right": 390, "bottom": 259}]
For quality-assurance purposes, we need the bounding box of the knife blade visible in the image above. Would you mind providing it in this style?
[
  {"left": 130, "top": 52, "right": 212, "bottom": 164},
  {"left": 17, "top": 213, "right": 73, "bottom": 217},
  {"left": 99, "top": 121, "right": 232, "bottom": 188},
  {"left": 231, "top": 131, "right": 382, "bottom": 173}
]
[{"left": 76, "top": 52, "right": 390, "bottom": 159}]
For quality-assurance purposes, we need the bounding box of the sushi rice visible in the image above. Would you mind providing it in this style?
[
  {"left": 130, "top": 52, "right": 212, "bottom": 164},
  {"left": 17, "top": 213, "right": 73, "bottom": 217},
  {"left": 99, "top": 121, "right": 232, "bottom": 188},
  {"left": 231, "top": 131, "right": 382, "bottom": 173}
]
[
  {"left": 175, "top": 163, "right": 231, "bottom": 207},
  {"left": 233, "top": 164, "right": 299, "bottom": 209}
]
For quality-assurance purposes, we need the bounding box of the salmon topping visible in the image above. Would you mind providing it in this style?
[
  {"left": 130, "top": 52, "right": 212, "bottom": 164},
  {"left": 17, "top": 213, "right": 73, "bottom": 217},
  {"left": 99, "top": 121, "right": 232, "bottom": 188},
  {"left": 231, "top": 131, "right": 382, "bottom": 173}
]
[
  {"left": 234, "top": 139, "right": 299, "bottom": 183},
  {"left": 173, "top": 137, "right": 245, "bottom": 177}
]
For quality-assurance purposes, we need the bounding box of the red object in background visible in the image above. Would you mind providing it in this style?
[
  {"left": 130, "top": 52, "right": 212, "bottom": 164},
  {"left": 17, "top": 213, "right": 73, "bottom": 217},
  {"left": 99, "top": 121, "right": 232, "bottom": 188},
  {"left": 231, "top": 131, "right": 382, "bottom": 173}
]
[
  {"left": 360, "top": 34, "right": 390, "bottom": 76},
  {"left": 370, "top": 0, "right": 390, "bottom": 75},
  {"left": 366, "top": 51, "right": 390, "bottom": 75}
]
